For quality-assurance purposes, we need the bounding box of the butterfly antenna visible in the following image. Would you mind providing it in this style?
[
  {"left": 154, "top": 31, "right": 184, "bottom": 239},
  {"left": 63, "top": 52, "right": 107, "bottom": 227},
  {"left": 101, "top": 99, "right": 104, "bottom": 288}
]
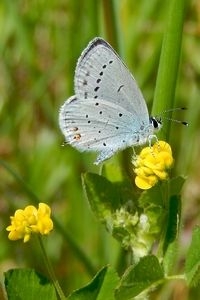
[
  {"left": 162, "top": 116, "right": 188, "bottom": 126},
  {"left": 158, "top": 107, "right": 188, "bottom": 126},
  {"left": 160, "top": 107, "right": 187, "bottom": 114}
]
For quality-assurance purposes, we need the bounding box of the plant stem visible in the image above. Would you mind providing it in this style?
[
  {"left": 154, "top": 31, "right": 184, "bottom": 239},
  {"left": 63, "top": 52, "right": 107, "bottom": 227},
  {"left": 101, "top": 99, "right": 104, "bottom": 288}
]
[
  {"left": 102, "top": 0, "right": 119, "bottom": 51},
  {"left": 38, "top": 236, "right": 66, "bottom": 300},
  {"left": 152, "top": 0, "right": 187, "bottom": 141}
]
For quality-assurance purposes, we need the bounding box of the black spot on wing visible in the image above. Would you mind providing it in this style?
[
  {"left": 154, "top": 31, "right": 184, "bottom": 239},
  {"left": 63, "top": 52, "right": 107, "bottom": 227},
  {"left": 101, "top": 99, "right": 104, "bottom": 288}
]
[
  {"left": 117, "top": 85, "right": 124, "bottom": 92},
  {"left": 94, "top": 86, "right": 100, "bottom": 92}
]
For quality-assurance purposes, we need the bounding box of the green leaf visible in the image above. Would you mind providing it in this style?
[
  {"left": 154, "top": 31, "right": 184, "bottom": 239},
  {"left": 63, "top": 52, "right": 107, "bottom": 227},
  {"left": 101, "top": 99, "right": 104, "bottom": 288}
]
[
  {"left": 168, "top": 176, "right": 186, "bottom": 196},
  {"left": 163, "top": 194, "right": 181, "bottom": 254},
  {"left": 67, "top": 266, "right": 119, "bottom": 300},
  {"left": 82, "top": 173, "right": 121, "bottom": 221},
  {"left": 102, "top": 161, "right": 138, "bottom": 206},
  {"left": 115, "top": 255, "right": 164, "bottom": 299},
  {"left": 138, "top": 183, "right": 164, "bottom": 208},
  {"left": 139, "top": 176, "right": 185, "bottom": 209},
  {"left": 185, "top": 227, "right": 200, "bottom": 287},
  {"left": 138, "top": 177, "right": 185, "bottom": 253},
  {"left": 163, "top": 240, "right": 178, "bottom": 275},
  {"left": 82, "top": 172, "right": 140, "bottom": 248},
  {"left": 161, "top": 177, "right": 185, "bottom": 259},
  {"left": 4, "top": 268, "right": 57, "bottom": 300}
]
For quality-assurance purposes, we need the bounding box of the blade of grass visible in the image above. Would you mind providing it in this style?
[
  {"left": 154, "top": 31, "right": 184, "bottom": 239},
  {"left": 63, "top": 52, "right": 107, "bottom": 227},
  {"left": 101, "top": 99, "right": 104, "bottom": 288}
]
[
  {"left": 151, "top": 0, "right": 187, "bottom": 141},
  {"left": 102, "top": 0, "right": 120, "bottom": 51}
]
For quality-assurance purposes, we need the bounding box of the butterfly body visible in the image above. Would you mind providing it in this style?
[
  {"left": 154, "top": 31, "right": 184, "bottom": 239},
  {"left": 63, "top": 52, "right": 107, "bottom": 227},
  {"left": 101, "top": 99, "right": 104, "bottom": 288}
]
[{"left": 59, "top": 38, "right": 161, "bottom": 164}]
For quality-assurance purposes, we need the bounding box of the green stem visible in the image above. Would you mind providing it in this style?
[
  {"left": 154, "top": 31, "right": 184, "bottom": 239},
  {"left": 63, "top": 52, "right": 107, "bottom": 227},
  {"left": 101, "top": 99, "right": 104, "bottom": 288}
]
[
  {"left": 38, "top": 236, "right": 66, "bottom": 300},
  {"left": 102, "top": 0, "right": 119, "bottom": 51},
  {"left": 166, "top": 274, "right": 185, "bottom": 281},
  {"left": 151, "top": 0, "right": 187, "bottom": 260},
  {"left": 154, "top": 273, "right": 186, "bottom": 288},
  {"left": 137, "top": 273, "right": 185, "bottom": 298},
  {"left": 152, "top": 0, "right": 187, "bottom": 141}
]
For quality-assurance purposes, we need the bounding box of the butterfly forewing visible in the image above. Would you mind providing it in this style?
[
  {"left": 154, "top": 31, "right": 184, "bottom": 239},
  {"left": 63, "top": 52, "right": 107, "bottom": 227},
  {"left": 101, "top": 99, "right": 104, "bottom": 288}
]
[{"left": 74, "top": 38, "right": 149, "bottom": 124}]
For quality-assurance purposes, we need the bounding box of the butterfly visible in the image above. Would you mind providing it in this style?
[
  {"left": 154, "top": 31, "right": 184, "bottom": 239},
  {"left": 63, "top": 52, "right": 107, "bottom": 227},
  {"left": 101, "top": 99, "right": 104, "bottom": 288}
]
[{"left": 59, "top": 37, "right": 161, "bottom": 165}]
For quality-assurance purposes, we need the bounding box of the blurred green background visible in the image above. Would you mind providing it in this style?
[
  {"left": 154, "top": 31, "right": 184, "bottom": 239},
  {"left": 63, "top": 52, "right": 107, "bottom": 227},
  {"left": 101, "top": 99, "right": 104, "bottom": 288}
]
[{"left": 0, "top": 0, "right": 200, "bottom": 298}]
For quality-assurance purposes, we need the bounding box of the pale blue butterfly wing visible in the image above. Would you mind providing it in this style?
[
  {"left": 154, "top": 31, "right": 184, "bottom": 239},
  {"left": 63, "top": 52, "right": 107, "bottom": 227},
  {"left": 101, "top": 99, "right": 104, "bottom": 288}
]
[
  {"left": 75, "top": 38, "right": 149, "bottom": 119},
  {"left": 59, "top": 38, "right": 156, "bottom": 164}
]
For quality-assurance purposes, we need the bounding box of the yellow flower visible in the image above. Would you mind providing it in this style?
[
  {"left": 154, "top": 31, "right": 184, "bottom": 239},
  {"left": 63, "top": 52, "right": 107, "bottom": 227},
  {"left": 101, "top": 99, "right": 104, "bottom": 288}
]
[
  {"left": 6, "top": 203, "right": 53, "bottom": 242},
  {"left": 133, "top": 141, "right": 174, "bottom": 190}
]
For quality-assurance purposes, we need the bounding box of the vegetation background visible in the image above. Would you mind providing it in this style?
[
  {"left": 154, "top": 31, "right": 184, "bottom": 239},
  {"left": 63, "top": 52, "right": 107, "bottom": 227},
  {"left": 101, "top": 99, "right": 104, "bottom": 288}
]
[{"left": 0, "top": 0, "right": 199, "bottom": 299}]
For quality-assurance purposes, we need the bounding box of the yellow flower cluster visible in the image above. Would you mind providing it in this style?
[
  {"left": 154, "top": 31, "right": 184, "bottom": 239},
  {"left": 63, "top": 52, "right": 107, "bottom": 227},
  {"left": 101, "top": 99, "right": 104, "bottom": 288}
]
[
  {"left": 133, "top": 141, "right": 174, "bottom": 190},
  {"left": 6, "top": 203, "right": 53, "bottom": 242}
]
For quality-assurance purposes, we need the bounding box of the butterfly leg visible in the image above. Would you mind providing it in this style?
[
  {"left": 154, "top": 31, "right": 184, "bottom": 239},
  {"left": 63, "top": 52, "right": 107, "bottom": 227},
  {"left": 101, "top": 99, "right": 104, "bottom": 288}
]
[{"left": 148, "top": 134, "right": 158, "bottom": 147}]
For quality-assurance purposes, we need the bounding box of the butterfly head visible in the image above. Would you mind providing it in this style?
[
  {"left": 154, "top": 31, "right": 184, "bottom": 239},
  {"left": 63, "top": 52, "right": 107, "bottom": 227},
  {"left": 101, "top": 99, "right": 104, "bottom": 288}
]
[{"left": 150, "top": 116, "right": 162, "bottom": 131}]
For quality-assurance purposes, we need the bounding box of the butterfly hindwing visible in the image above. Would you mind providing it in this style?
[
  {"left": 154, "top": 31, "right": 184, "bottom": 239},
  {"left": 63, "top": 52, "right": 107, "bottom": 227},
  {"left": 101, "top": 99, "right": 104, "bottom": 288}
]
[{"left": 59, "top": 96, "right": 142, "bottom": 154}]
